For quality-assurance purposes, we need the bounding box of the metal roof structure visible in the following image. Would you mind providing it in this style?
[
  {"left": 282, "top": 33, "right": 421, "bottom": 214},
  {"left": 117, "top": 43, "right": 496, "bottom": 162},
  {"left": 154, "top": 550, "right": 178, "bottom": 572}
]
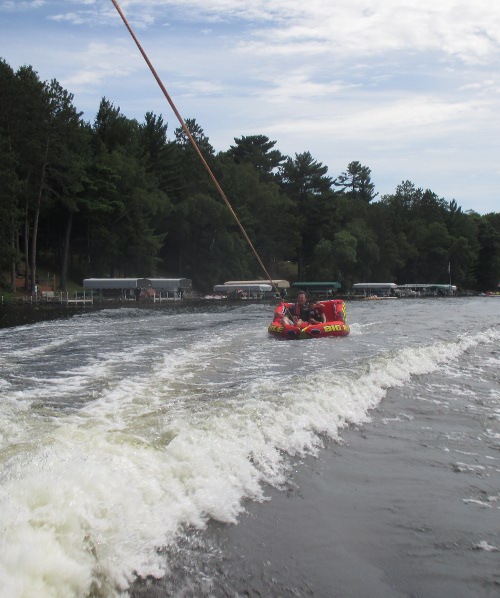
[
  {"left": 352, "top": 282, "right": 398, "bottom": 289},
  {"left": 83, "top": 277, "right": 192, "bottom": 290},
  {"left": 213, "top": 284, "right": 273, "bottom": 293},
  {"left": 224, "top": 279, "right": 290, "bottom": 288},
  {"left": 83, "top": 278, "right": 148, "bottom": 289}
]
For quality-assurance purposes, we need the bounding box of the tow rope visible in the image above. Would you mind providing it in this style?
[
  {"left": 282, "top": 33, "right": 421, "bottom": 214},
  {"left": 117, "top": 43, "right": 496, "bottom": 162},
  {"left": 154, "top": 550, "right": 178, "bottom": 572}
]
[{"left": 110, "top": 0, "right": 279, "bottom": 295}]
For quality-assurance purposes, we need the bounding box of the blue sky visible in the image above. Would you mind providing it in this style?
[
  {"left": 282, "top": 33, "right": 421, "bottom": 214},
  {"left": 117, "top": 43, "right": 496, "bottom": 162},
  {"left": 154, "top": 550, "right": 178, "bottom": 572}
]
[{"left": 2, "top": 0, "right": 499, "bottom": 214}]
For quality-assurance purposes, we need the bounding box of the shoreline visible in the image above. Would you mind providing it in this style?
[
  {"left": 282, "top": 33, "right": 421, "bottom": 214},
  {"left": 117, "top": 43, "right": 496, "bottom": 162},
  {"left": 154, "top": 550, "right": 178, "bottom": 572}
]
[{"left": 0, "top": 294, "right": 486, "bottom": 330}]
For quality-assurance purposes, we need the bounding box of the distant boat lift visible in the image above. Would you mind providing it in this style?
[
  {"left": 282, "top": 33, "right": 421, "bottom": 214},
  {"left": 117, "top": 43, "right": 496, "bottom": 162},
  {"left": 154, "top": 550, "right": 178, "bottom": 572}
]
[
  {"left": 212, "top": 283, "right": 275, "bottom": 299},
  {"left": 352, "top": 283, "right": 398, "bottom": 298},
  {"left": 396, "top": 284, "right": 457, "bottom": 296},
  {"left": 83, "top": 277, "right": 192, "bottom": 300},
  {"left": 224, "top": 279, "right": 290, "bottom": 289}
]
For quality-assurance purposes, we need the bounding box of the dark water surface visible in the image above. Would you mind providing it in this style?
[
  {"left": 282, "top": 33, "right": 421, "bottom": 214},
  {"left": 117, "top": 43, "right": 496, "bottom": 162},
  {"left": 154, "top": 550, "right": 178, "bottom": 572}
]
[{"left": 0, "top": 298, "right": 498, "bottom": 596}]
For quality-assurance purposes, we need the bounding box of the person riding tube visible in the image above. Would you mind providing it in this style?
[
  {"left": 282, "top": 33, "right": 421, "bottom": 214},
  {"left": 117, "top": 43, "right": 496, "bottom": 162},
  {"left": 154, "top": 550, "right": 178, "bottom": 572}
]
[{"left": 280, "top": 291, "right": 311, "bottom": 328}]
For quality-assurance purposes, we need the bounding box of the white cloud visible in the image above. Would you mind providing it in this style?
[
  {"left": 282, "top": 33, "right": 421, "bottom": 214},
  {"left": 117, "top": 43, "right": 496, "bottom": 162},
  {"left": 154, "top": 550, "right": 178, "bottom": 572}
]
[
  {"left": 7, "top": 1, "right": 499, "bottom": 66},
  {"left": 60, "top": 41, "right": 142, "bottom": 90},
  {"left": 230, "top": 1, "right": 499, "bottom": 65},
  {"left": 251, "top": 89, "right": 494, "bottom": 155},
  {"left": 2, "top": 0, "right": 499, "bottom": 212},
  {"left": 1, "top": 0, "right": 46, "bottom": 9},
  {"left": 101, "top": 0, "right": 500, "bottom": 63},
  {"left": 50, "top": 11, "right": 91, "bottom": 25}
]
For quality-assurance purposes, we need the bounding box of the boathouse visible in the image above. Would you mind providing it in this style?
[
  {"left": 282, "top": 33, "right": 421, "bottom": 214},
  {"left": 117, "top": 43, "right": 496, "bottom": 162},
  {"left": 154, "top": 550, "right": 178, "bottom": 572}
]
[
  {"left": 212, "top": 283, "right": 275, "bottom": 299},
  {"left": 352, "top": 283, "right": 398, "bottom": 297},
  {"left": 83, "top": 278, "right": 192, "bottom": 300},
  {"left": 396, "top": 284, "right": 457, "bottom": 296}
]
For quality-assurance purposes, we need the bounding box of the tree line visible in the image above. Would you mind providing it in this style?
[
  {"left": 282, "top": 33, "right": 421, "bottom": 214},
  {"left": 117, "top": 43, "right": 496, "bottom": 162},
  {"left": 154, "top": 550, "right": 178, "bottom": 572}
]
[{"left": 1, "top": 57, "right": 499, "bottom": 294}]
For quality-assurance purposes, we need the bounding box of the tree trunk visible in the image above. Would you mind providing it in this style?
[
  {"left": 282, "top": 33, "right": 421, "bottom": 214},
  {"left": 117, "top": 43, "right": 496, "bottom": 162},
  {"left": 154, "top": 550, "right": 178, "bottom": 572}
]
[
  {"left": 60, "top": 209, "right": 73, "bottom": 291},
  {"left": 11, "top": 227, "right": 16, "bottom": 294},
  {"left": 30, "top": 136, "right": 49, "bottom": 294},
  {"left": 23, "top": 201, "right": 29, "bottom": 291},
  {"left": 30, "top": 195, "right": 41, "bottom": 294}
]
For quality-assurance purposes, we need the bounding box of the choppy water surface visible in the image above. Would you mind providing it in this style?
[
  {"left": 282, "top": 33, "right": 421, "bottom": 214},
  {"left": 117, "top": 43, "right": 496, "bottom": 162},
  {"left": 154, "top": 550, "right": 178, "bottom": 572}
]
[{"left": 0, "top": 298, "right": 499, "bottom": 597}]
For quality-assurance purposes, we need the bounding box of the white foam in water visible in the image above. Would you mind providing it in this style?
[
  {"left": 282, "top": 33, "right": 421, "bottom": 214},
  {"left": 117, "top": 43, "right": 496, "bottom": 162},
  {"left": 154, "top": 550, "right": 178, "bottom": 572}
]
[
  {"left": 472, "top": 540, "right": 499, "bottom": 552},
  {"left": 0, "top": 316, "right": 499, "bottom": 596}
]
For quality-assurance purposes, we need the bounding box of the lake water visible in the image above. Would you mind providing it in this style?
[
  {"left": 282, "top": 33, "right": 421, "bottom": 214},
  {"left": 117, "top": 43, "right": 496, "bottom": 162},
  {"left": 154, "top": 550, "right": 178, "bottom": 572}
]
[{"left": 0, "top": 297, "right": 499, "bottom": 597}]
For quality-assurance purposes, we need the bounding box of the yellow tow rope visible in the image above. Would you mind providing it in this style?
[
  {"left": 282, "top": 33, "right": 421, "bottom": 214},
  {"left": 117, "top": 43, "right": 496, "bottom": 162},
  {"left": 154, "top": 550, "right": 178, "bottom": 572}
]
[{"left": 110, "top": 0, "right": 280, "bottom": 296}]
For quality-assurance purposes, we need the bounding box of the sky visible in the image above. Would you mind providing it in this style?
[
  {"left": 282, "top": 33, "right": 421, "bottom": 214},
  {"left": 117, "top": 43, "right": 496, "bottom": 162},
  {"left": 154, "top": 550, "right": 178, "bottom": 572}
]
[{"left": 1, "top": 0, "right": 499, "bottom": 214}]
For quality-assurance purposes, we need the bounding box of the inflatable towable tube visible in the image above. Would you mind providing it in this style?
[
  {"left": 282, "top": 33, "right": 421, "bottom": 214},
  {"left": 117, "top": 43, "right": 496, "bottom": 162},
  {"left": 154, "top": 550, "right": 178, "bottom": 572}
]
[{"left": 268, "top": 299, "right": 350, "bottom": 339}]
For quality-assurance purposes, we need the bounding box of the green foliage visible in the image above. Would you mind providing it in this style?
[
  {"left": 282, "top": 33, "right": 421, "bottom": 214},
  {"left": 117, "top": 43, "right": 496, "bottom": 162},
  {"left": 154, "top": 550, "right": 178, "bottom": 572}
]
[
  {"left": 0, "top": 56, "right": 498, "bottom": 293},
  {"left": 334, "top": 161, "right": 378, "bottom": 203},
  {"left": 475, "top": 213, "right": 500, "bottom": 291},
  {"left": 0, "top": 136, "right": 21, "bottom": 275},
  {"left": 279, "top": 151, "right": 334, "bottom": 279},
  {"left": 227, "top": 135, "right": 285, "bottom": 183}
]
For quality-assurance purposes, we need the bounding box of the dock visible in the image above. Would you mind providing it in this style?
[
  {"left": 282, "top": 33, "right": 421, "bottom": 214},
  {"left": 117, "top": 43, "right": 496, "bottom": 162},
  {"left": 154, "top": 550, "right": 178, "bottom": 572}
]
[{"left": 59, "top": 291, "right": 94, "bottom": 305}]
